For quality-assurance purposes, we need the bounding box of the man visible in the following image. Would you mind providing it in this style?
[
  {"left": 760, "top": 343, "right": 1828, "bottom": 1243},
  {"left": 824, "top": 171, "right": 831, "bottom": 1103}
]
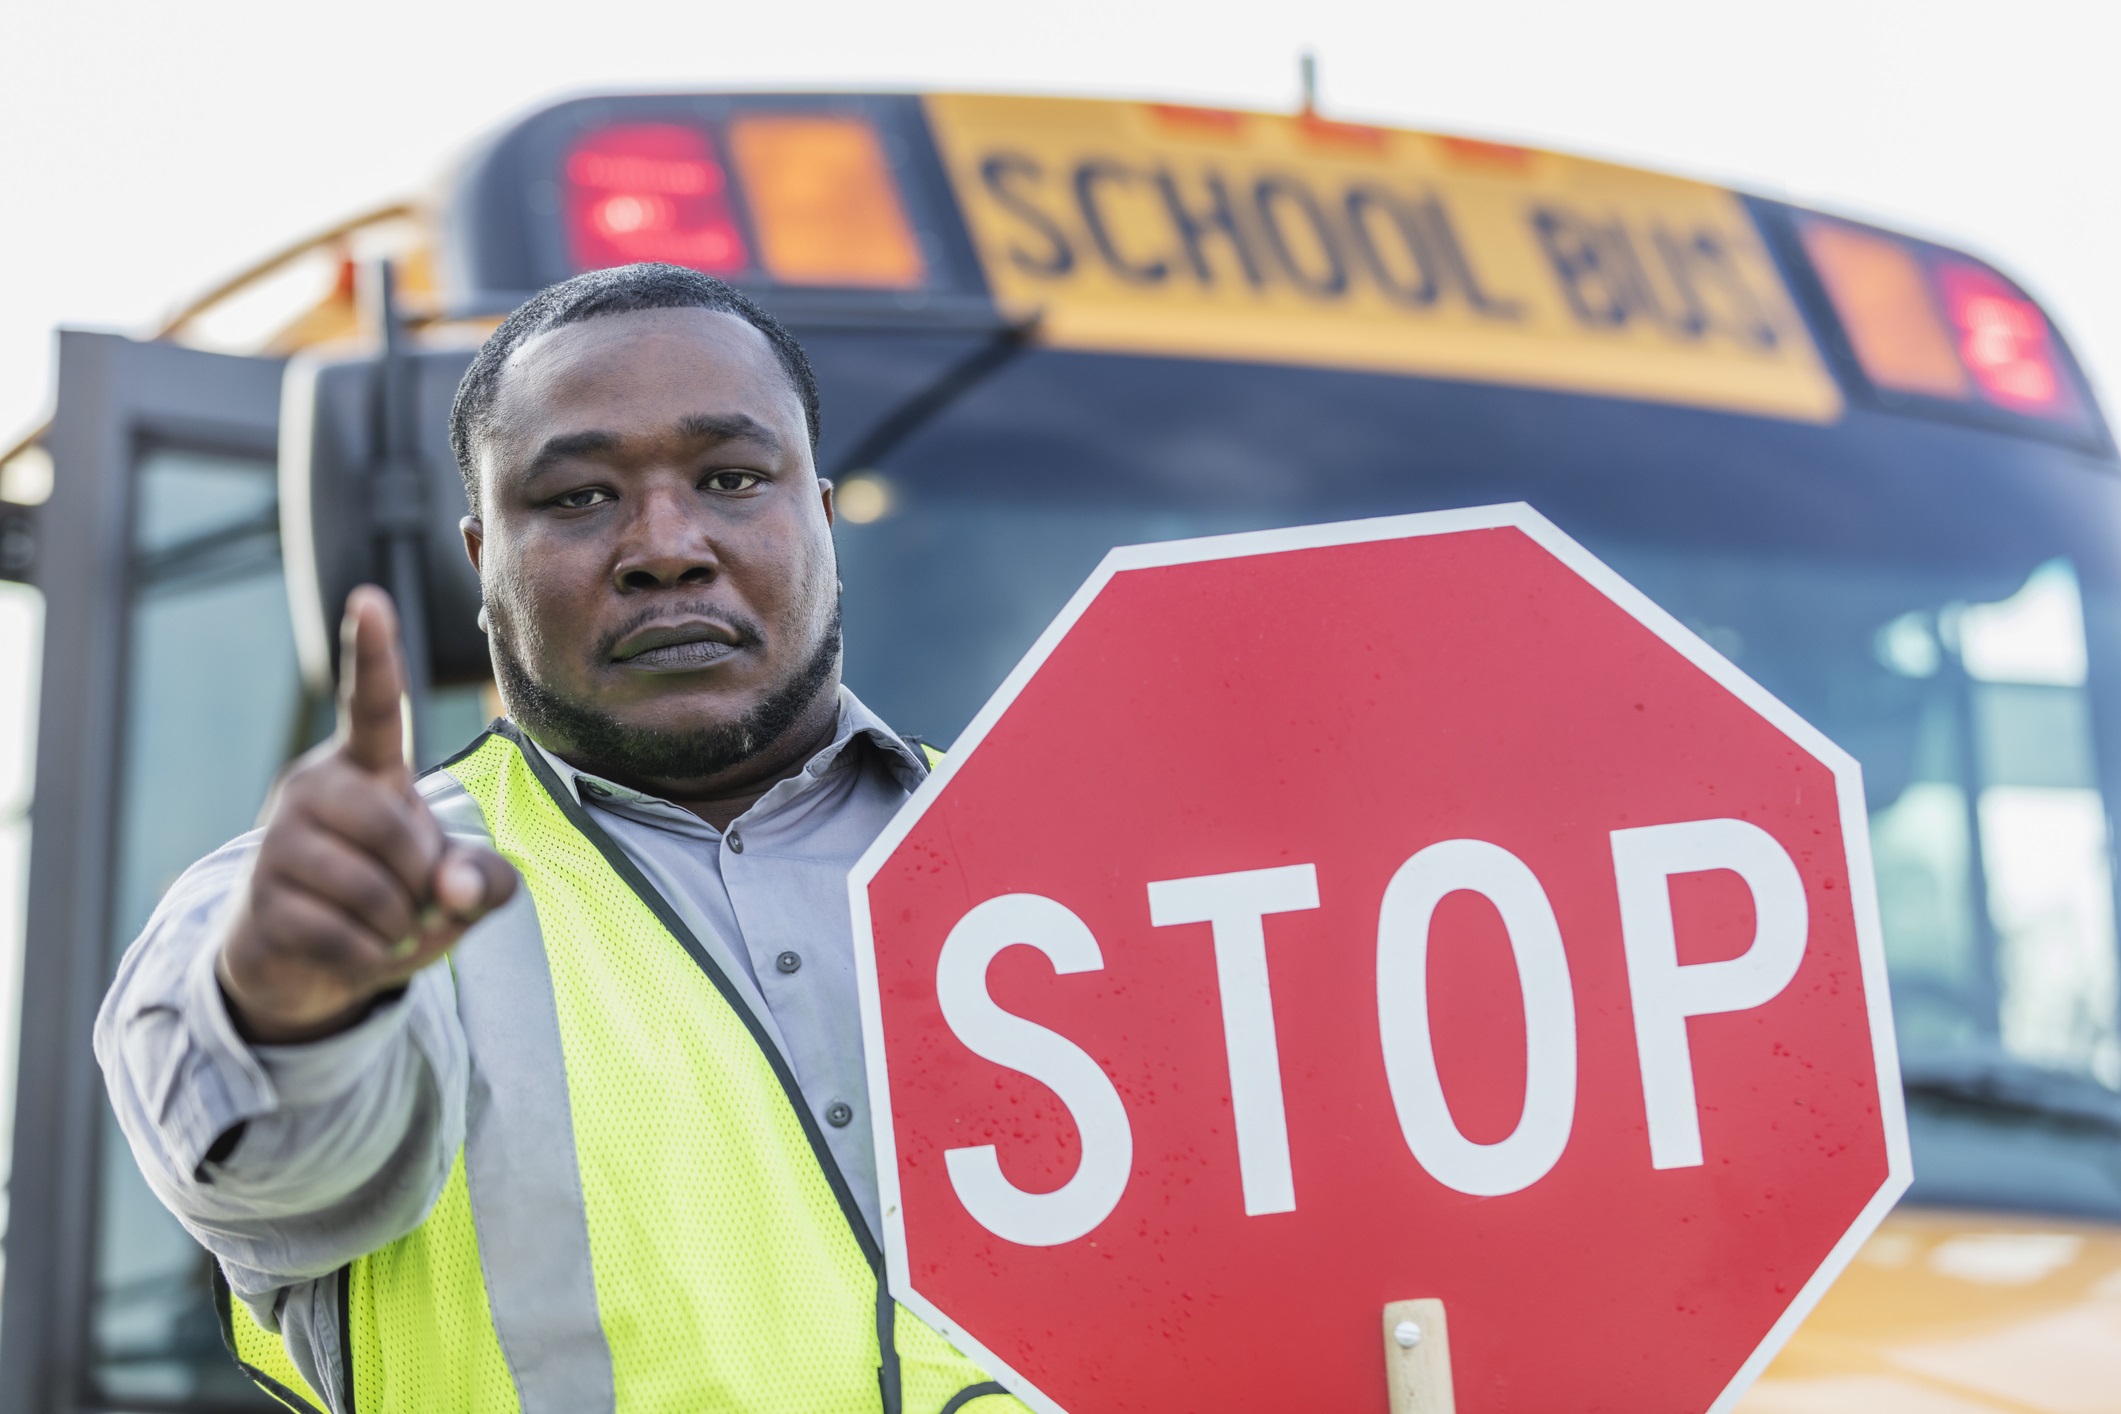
[{"left": 97, "top": 264, "right": 1023, "bottom": 1414}]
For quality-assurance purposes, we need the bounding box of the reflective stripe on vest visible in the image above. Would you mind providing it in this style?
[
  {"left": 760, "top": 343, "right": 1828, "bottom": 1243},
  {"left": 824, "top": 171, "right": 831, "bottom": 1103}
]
[
  {"left": 217, "top": 725, "right": 1019, "bottom": 1414},
  {"left": 215, "top": 1263, "right": 331, "bottom": 1414}
]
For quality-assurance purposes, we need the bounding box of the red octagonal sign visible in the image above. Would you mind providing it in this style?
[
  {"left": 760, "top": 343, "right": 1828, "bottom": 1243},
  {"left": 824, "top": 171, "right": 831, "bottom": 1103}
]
[{"left": 852, "top": 506, "right": 1910, "bottom": 1414}]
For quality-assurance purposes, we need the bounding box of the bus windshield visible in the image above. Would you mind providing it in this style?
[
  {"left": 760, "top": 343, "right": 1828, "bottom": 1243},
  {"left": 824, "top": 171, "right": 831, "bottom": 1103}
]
[{"left": 832, "top": 342, "right": 2121, "bottom": 1221}]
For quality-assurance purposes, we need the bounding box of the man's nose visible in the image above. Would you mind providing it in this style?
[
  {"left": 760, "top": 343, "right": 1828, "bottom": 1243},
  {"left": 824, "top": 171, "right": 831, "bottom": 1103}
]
[{"left": 612, "top": 485, "right": 721, "bottom": 591}]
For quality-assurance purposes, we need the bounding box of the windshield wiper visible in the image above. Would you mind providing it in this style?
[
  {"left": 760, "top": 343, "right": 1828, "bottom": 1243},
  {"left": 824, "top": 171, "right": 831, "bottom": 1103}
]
[{"left": 1902, "top": 1052, "right": 2121, "bottom": 1134}]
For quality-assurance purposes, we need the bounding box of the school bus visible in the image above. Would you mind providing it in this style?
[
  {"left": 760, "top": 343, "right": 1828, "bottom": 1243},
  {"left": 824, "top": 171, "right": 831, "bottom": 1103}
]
[{"left": 3, "top": 90, "right": 2118, "bottom": 1413}]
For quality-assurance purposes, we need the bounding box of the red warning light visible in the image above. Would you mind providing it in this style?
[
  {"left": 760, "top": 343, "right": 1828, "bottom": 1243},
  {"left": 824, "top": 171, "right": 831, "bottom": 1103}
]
[
  {"left": 563, "top": 123, "right": 748, "bottom": 275},
  {"left": 1936, "top": 261, "right": 2065, "bottom": 413}
]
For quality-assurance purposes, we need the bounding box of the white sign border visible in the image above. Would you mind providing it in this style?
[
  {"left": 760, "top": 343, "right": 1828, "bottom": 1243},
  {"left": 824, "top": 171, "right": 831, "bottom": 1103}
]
[{"left": 848, "top": 501, "right": 1913, "bottom": 1414}]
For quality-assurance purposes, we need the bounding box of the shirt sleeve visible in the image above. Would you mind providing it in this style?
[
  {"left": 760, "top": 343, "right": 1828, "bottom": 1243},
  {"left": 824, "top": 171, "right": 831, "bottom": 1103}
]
[{"left": 92, "top": 829, "right": 469, "bottom": 1296}]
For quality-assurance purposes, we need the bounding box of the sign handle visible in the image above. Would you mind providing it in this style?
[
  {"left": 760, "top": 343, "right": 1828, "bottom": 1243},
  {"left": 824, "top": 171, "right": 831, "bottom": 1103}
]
[{"left": 1383, "top": 1299, "right": 1456, "bottom": 1414}]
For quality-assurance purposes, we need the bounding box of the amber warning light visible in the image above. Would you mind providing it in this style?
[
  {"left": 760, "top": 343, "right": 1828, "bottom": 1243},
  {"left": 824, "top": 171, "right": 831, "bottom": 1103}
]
[{"left": 562, "top": 113, "right": 925, "bottom": 291}]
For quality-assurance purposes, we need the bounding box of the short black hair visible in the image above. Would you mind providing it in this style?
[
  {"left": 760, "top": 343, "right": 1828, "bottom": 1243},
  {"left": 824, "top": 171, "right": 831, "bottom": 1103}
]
[{"left": 447, "top": 263, "right": 821, "bottom": 511}]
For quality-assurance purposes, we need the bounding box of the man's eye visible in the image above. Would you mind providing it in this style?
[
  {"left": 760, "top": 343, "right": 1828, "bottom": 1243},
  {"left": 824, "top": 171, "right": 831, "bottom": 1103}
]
[
  {"left": 553, "top": 488, "right": 612, "bottom": 509},
  {"left": 704, "top": 471, "right": 762, "bottom": 493}
]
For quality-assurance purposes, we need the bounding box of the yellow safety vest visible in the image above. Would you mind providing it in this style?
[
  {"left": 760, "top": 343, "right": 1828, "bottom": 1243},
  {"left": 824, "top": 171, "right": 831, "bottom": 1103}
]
[{"left": 216, "top": 725, "right": 1017, "bottom": 1414}]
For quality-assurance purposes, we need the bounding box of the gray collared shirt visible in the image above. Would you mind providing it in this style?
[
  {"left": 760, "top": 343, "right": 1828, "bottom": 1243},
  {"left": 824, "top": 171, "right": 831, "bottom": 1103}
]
[{"left": 94, "top": 685, "right": 922, "bottom": 1292}]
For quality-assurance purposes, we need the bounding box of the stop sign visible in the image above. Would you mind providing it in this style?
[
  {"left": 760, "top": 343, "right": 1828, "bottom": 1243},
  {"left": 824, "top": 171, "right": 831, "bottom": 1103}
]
[{"left": 851, "top": 505, "right": 1909, "bottom": 1414}]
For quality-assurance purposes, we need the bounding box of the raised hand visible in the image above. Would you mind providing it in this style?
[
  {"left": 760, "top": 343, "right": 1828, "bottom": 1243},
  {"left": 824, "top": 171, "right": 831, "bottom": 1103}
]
[{"left": 215, "top": 586, "right": 518, "bottom": 1044}]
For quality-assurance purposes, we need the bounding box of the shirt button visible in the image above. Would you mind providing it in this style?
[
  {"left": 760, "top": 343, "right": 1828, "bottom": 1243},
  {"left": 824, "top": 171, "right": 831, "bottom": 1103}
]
[
  {"left": 776, "top": 950, "right": 802, "bottom": 974},
  {"left": 726, "top": 830, "right": 744, "bottom": 854},
  {"left": 825, "top": 1102, "right": 854, "bottom": 1128}
]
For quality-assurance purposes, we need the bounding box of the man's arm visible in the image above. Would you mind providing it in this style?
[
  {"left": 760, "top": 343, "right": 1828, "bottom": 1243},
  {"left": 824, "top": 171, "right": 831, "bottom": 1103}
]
[
  {"left": 92, "top": 587, "right": 517, "bottom": 1299},
  {"left": 94, "top": 832, "right": 469, "bottom": 1291}
]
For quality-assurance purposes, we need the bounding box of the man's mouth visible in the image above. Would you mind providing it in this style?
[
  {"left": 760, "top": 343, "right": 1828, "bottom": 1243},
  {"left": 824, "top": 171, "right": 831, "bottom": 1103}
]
[{"left": 610, "top": 622, "right": 750, "bottom": 671}]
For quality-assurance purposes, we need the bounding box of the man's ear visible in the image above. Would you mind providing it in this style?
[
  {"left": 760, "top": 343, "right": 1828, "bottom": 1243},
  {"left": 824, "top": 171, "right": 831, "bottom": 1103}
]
[
  {"left": 461, "top": 515, "right": 484, "bottom": 573},
  {"left": 818, "top": 478, "right": 836, "bottom": 528}
]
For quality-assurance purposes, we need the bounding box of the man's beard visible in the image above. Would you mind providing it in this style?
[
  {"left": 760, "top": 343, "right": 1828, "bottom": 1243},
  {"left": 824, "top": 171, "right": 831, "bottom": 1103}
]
[{"left": 493, "top": 602, "right": 843, "bottom": 786}]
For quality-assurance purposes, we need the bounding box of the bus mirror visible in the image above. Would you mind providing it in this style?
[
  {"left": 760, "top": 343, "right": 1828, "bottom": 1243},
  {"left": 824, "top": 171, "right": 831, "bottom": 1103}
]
[{"left": 279, "top": 348, "right": 489, "bottom": 693}]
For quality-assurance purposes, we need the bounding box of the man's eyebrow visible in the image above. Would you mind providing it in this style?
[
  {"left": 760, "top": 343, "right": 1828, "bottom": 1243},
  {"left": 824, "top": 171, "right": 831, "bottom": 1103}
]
[
  {"left": 525, "top": 429, "right": 620, "bottom": 475},
  {"left": 675, "top": 412, "right": 782, "bottom": 453},
  {"left": 523, "top": 414, "right": 783, "bottom": 477}
]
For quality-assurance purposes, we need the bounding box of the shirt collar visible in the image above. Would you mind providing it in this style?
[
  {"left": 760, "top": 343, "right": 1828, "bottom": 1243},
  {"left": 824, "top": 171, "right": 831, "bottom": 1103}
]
[{"left": 517, "top": 685, "right": 928, "bottom": 814}]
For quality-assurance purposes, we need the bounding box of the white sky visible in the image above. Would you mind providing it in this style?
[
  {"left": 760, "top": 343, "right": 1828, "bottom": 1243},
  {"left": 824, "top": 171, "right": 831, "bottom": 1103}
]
[{"left": 2, "top": 0, "right": 2120, "bottom": 1140}]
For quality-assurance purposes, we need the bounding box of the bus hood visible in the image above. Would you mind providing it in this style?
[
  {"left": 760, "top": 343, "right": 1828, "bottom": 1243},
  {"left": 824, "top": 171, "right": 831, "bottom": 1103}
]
[{"left": 1740, "top": 1207, "right": 2121, "bottom": 1414}]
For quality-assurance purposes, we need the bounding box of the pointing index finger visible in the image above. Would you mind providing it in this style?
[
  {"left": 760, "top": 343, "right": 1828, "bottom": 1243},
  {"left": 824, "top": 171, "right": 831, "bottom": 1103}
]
[{"left": 339, "top": 586, "right": 409, "bottom": 776}]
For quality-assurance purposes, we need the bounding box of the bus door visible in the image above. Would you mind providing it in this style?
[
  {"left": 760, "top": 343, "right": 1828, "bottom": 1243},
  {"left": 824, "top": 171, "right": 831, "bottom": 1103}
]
[{"left": 1, "top": 331, "right": 294, "bottom": 1414}]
